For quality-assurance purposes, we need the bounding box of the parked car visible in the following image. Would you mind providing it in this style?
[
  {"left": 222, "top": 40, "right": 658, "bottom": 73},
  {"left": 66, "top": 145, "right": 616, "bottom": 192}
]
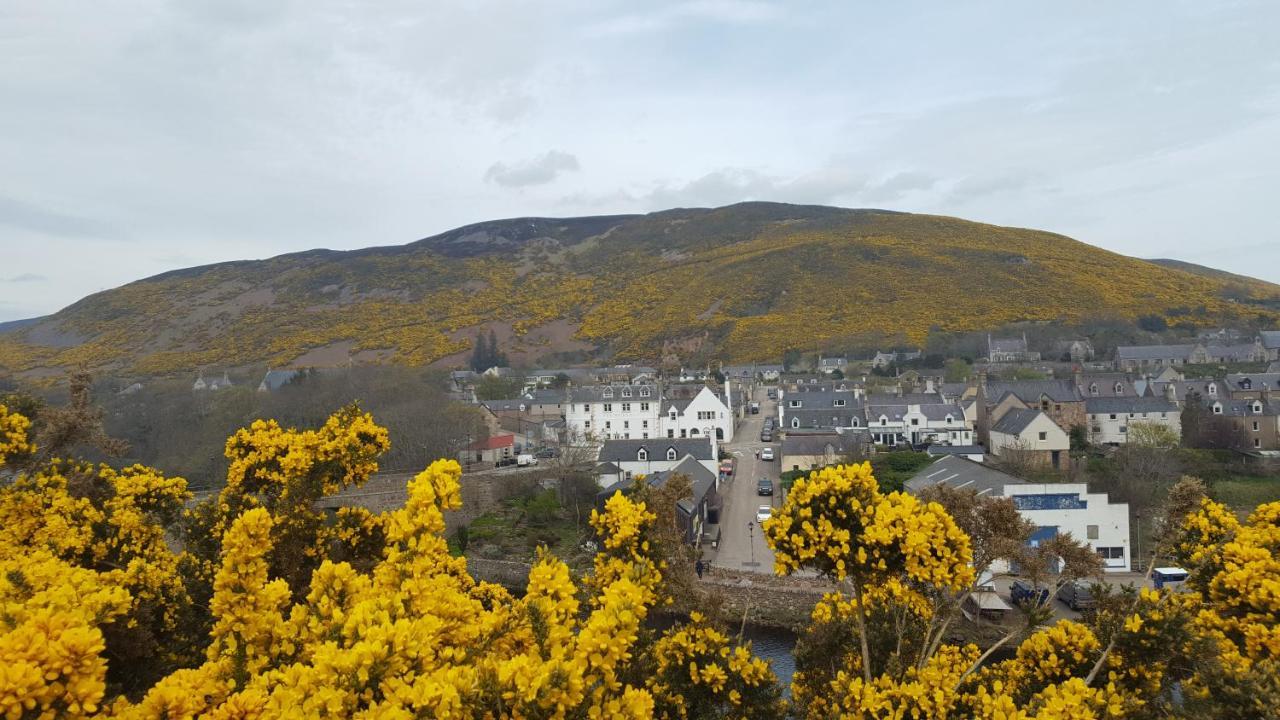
[
  {"left": 760, "top": 447, "right": 775, "bottom": 461},
  {"left": 534, "top": 447, "right": 559, "bottom": 459},
  {"left": 760, "top": 431, "right": 772, "bottom": 442},
  {"left": 719, "top": 460, "right": 735, "bottom": 476},
  {"left": 755, "top": 505, "right": 772, "bottom": 523},
  {"left": 1057, "top": 581, "right": 1095, "bottom": 611},
  {"left": 767, "top": 389, "right": 777, "bottom": 399},
  {"left": 749, "top": 402, "right": 760, "bottom": 414},
  {"left": 757, "top": 478, "right": 773, "bottom": 495},
  {"left": 1010, "top": 579, "right": 1050, "bottom": 608},
  {"left": 517, "top": 454, "right": 538, "bottom": 467}
]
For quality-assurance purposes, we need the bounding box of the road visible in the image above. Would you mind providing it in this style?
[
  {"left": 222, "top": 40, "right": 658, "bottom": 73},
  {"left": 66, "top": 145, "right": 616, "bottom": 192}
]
[{"left": 711, "top": 384, "right": 781, "bottom": 573}]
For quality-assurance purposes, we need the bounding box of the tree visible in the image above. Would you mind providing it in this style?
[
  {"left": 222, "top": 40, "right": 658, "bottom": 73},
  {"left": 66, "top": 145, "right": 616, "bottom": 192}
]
[
  {"left": 943, "top": 358, "right": 971, "bottom": 383},
  {"left": 1127, "top": 420, "right": 1180, "bottom": 449},
  {"left": 782, "top": 348, "right": 801, "bottom": 371},
  {"left": 469, "top": 331, "right": 489, "bottom": 372},
  {"left": 1138, "top": 314, "right": 1168, "bottom": 333}
]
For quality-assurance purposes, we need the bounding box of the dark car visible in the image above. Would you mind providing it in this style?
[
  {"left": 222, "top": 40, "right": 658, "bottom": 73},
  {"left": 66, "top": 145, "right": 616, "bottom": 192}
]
[
  {"left": 1010, "top": 579, "right": 1050, "bottom": 608},
  {"left": 757, "top": 478, "right": 774, "bottom": 495},
  {"left": 760, "top": 431, "right": 772, "bottom": 442},
  {"left": 534, "top": 447, "right": 559, "bottom": 459},
  {"left": 1057, "top": 581, "right": 1095, "bottom": 611},
  {"left": 767, "top": 389, "right": 777, "bottom": 399}
]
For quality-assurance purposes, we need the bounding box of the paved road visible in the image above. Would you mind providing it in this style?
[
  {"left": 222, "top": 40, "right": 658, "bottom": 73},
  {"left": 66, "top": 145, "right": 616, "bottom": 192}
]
[{"left": 712, "top": 385, "right": 781, "bottom": 573}]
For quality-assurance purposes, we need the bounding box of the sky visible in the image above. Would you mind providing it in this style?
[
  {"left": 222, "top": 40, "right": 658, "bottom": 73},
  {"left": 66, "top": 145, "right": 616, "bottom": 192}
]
[{"left": 2, "top": 0, "right": 1279, "bottom": 321}]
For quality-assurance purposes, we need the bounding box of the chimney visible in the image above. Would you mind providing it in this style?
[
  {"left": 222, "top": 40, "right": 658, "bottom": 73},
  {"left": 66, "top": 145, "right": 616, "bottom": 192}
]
[
  {"left": 1262, "top": 382, "right": 1272, "bottom": 407},
  {"left": 1072, "top": 365, "right": 1082, "bottom": 389}
]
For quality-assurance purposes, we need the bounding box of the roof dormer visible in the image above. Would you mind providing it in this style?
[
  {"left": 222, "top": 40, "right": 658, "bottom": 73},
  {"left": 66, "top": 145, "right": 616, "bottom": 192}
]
[
  {"left": 1114, "top": 382, "right": 1124, "bottom": 395},
  {"left": 602, "top": 387, "right": 614, "bottom": 399},
  {"left": 1241, "top": 378, "right": 1253, "bottom": 390},
  {"left": 666, "top": 447, "right": 677, "bottom": 461},
  {"left": 637, "top": 447, "right": 648, "bottom": 461},
  {"left": 622, "top": 387, "right": 632, "bottom": 398},
  {"left": 1253, "top": 401, "right": 1263, "bottom": 414},
  {"left": 640, "top": 386, "right": 651, "bottom": 397},
  {"left": 1213, "top": 402, "right": 1223, "bottom": 415}
]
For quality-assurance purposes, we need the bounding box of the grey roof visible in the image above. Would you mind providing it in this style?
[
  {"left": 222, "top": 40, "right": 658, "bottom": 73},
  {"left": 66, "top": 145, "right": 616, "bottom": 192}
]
[
  {"left": 1078, "top": 374, "right": 1138, "bottom": 397},
  {"left": 567, "top": 383, "right": 658, "bottom": 403},
  {"left": 991, "top": 408, "right": 1046, "bottom": 435},
  {"left": 1212, "top": 398, "right": 1280, "bottom": 417},
  {"left": 905, "top": 455, "right": 1027, "bottom": 496},
  {"left": 1261, "top": 331, "right": 1280, "bottom": 350},
  {"left": 598, "top": 438, "right": 715, "bottom": 462},
  {"left": 259, "top": 369, "right": 303, "bottom": 391},
  {"left": 926, "top": 445, "right": 985, "bottom": 456},
  {"left": 647, "top": 456, "right": 718, "bottom": 505},
  {"left": 596, "top": 462, "right": 622, "bottom": 474},
  {"left": 781, "top": 431, "right": 868, "bottom": 457},
  {"left": 784, "top": 408, "right": 863, "bottom": 429},
  {"left": 990, "top": 337, "right": 1028, "bottom": 353},
  {"left": 1269, "top": 361, "right": 1280, "bottom": 374},
  {"left": 939, "top": 382, "right": 969, "bottom": 398},
  {"left": 1222, "top": 373, "right": 1280, "bottom": 392},
  {"left": 1206, "top": 343, "right": 1262, "bottom": 359},
  {"left": 1115, "top": 344, "right": 1197, "bottom": 361},
  {"left": 985, "top": 380, "right": 1082, "bottom": 403},
  {"left": 785, "top": 389, "right": 862, "bottom": 408},
  {"left": 1085, "top": 396, "right": 1179, "bottom": 414}
]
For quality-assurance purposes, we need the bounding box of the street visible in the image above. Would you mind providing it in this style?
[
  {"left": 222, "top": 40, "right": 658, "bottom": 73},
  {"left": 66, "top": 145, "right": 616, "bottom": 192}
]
[{"left": 710, "top": 384, "right": 780, "bottom": 573}]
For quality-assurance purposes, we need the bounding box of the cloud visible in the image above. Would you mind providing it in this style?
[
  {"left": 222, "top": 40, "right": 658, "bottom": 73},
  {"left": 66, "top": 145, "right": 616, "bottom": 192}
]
[
  {"left": 0, "top": 195, "right": 117, "bottom": 240},
  {"left": 587, "top": 0, "right": 783, "bottom": 35},
  {"left": 484, "top": 151, "right": 581, "bottom": 188},
  {"left": 635, "top": 166, "right": 937, "bottom": 210},
  {"left": 4, "top": 273, "right": 46, "bottom": 283}
]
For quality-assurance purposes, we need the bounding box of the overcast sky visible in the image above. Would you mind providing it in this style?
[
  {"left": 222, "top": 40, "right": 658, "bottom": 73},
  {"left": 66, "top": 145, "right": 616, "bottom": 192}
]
[{"left": 2, "top": 1, "right": 1279, "bottom": 321}]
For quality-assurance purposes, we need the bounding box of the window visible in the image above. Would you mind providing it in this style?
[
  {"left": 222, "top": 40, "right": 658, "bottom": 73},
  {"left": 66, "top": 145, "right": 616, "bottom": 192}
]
[
  {"left": 584, "top": 421, "right": 590, "bottom": 429},
  {"left": 603, "top": 403, "right": 613, "bottom": 412},
  {"left": 1208, "top": 384, "right": 1217, "bottom": 396},
  {"left": 642, "top": 433, "right": 649, "bottom": 439},
  {"left": 1255, "top": 438, "right": 1262, "bottom": 448},
  {"left": 792, "top": 417, "right": 800, "bottom": 428},
  {"left": 834, "top": 399, "right": 846, "bottom": 407},
  {"left": 690, "top": 428, "right": 700, "bottom": 436},
  {"left": 1109, "top": 414, "right": 1117, "bottom": 420},
  {"left": 1038, "top": 431, "right": 1048, "bottom": 441},
  {"left": 789, "top": 400, "right": 802, "bottom": 408},
  {"left": 1120, "top": 426, "right": 1127, "bottom": 434},
  {"left": 1089, "top": 383, "right": 1099, "bottom": 396},
  {"left": 622, "top": 403, "right": 631, "bottom": 412},
  {"left": 1096, "top": 547, "right": 1124, "bottom": 560},
  {"left": 1114, "top": 383, "right": 1124, "bottom": 395},
  {"left": 1054, "top": 403, "right": 1062, "bottom": 411},
  {"left": 1092, "top": 426, "right": 1101, "bottom": 434},
  {"left": 622, "top": 388, "right": 632, "bottom": 398},
  {"left": 1087, "top": 525, "right": 1099, "bottom": 540},
  {"left": 637, "top": 448, "right": 648, "bottom": 461},
  {"left": 1241, "top": 378, "right": 1253, "bottom": 390},
  {"left": 640, "top": 387, "right": 651, "bottom": 397},
  {"left": 623, "top": 421, "right": 629, "bottom": 429},
  {"left": 881, "top": 416, "right": 888, "bottom": 425},
  {"left": 667, "top": 430, "right": 674, "bottom": 438},
  {"left": 1213, "top": 403, "right": 1223, "bottom": 415},
  {"left": 603, "top": 388, "right": 614, "bottom": 398},
  {"left": 666, "top": 448, "right": 677, "bottom": 461},
  {"left": 641, "top": 403, "right": 649, "bottom": 411},
  {"left": 1041, "top": 399, "right": 1050, "bottom": 411},
  {"left": 1254, "top": 402, "right": 1263, "bottom": 414},
  {"left": 851, "top": 419, "right": 859, "bottom": 427},
  {"left": 911, "top": 418, "right": 919, "bottom": 426},
  {"left": 642, "top": 420, "right": 649, "bottom": 429},
  {"left": 604, "top": 421, "right": 611, "bottom": 430}
]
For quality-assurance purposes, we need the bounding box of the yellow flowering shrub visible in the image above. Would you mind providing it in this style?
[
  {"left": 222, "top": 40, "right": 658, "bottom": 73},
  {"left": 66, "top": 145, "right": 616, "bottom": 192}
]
[
  {"left": 0, "top": 404, "right": 33, "bottom": 466},
  {"left": 646, "top": 612, "right": 784, "bottom": 719}
]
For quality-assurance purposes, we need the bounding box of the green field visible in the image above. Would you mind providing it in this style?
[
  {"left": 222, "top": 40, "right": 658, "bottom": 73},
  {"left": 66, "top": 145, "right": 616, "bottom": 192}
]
[{"left": 1210, "top": 475, "right": 1280, "bottom": 512}]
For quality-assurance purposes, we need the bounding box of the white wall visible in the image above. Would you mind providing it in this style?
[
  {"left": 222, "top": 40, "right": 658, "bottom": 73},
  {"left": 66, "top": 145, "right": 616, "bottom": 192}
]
[
  {"left": 1088, "top": 410, "right": 1180, "bottom": 446},
  {"left": 566, "top": 398, "right": 661, "bottom": 442},
  {"left": 1004, "top": 483, "right": 1130, "bottom": 572},
  {"left": 668, "top": 386, "right": 735, "bottom": 443}
]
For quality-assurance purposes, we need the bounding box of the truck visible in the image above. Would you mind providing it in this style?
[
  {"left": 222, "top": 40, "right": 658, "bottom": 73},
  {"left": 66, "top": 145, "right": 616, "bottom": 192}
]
[
  {"left": 1152, "top": 567, "right": 1190, "bottom": 591},
  {"left": 517, "top": 454, "right": 538, "bottom": 467}
]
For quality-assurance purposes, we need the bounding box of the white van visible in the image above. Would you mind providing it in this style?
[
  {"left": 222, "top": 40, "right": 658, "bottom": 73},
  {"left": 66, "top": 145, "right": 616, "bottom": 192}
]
[{"left": 517, "top": 454, "right": 538, "bottom": 467}]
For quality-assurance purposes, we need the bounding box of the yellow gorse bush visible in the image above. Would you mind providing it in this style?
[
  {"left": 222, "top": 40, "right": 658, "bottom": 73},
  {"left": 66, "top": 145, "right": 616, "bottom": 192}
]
[{"left": 1, "top": 407, "right": 1279, "bottom": 718}]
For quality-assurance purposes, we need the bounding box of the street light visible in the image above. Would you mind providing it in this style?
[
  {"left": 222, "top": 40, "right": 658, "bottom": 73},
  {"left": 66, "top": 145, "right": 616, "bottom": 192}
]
[{"left": 747, "top": 520, "right": 756, "bottom": 566}]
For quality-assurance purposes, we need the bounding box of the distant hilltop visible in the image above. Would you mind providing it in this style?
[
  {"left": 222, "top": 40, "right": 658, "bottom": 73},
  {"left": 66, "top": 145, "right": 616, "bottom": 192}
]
[{"left": 2, "top": 202, "right": 1279, "bottom": 380}]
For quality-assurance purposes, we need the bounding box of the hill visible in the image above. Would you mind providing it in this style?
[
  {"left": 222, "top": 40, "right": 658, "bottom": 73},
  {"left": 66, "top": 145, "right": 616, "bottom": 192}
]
[{"left": 3, "top": 202, "right": 1279, "bottom": 380}]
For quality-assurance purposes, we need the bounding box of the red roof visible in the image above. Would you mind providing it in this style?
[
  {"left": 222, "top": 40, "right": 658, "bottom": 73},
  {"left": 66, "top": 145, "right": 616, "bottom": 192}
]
[{"left": 467, "top": 434, "right": 515, "bottom": 451}]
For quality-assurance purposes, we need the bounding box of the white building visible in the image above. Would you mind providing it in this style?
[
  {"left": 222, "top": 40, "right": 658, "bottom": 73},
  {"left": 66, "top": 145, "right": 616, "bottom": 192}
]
[
  {"left": 564, "top": 381, "right": 735, "bottom": 445},
  {"left": 1085, "top": 396, "right": 1181, "bottom": 446},
  {"left": 565, "top": 383, "right": 661, "bottom": 442},
  {"left": 661, "top": 383, "right": 736, "bottom": 443},
  {"left": 595, "top": 438, "right": 718, "bottom": 486},
  {"left": 906, "top": 456, "right": 1131, "bottom": 573},
  {"left": 989, "top": 408, "right": 1070, "bottom": 470},
  {"left": 1008, "top": 483, "right": 1130, "bottom": 572},
  {"left": 865, "top": 394, "right": 974, "bottom": 447}
]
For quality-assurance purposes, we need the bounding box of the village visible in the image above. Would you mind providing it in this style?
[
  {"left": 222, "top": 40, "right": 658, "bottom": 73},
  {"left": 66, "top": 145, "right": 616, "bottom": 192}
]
[{"left": 437, "top": 329, "right": 1280, "bottom": 621}]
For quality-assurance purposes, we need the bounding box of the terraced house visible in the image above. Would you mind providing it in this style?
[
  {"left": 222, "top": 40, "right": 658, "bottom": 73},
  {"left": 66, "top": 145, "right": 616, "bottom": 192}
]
[
  {"left": 1085, "top": 396, "right": 1181, "bottom": 446},
  {"left": 864, "top": 393, "right": 973, "bottom": 447},
  {"left": 1208, "top": 393, "right": 1280, "bottom": 452},
  {"left": 564, "top": 380, "right": 735, "bottom": 444}
]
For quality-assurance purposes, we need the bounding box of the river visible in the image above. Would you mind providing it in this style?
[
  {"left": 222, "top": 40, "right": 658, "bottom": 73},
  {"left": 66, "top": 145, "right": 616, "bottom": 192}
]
[{"left": 740, "top": 625, "right": 798, "bottom": 691}]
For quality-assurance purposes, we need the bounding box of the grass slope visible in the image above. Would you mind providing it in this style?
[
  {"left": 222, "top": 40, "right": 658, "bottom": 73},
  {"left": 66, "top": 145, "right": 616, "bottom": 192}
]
[{"left": 3, "top": 202, "right": 1279, "bottom": 378}]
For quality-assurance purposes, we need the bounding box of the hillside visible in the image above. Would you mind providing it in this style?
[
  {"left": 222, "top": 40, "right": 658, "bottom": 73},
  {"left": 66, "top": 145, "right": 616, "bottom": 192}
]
[{"left": 3, "top": 202, "right": 1280, "bottom": 380}]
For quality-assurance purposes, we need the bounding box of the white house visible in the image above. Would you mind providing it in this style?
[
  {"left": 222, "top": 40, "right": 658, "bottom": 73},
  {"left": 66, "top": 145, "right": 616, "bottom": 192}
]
[
  {"left": 661, "top": 383, "right": 736, "bottom": 442},
  {"left": 989, "top": 408, "right": 1070, "bottom": 470},
  {"left": 565, "top": 383, "right": 661, "bottom": 442},
  {"left": 1007, "top": 483, "right": 1130, "bottom": 572},
  {"left": 1085, "top": 396, "right": 1181, "bottom": 446},
  {"left": 864, "top": 394, "right": 974, "bottom": 447},
  {"left": 595, "top": 438, "right": 718, "bottom": 487},
  {"left": 906, "top": 456, "right": 1131, "bottom": 572}
]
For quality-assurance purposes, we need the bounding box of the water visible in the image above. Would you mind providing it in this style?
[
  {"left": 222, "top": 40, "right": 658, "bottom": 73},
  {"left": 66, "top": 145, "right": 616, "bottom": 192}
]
[{"left": 740, "top": 625, "right": 798, "bottom": 691}]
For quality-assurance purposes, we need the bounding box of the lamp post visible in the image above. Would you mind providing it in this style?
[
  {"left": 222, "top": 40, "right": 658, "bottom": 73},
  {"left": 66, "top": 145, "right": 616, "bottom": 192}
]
[{"left": 747, "top": 520, "right": 756, "bottom": 567}]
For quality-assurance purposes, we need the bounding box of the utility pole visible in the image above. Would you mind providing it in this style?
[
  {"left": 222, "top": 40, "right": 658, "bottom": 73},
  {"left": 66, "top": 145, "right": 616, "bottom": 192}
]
[{"left": 747, "top": 521, "right": 756, "bottom": 567}]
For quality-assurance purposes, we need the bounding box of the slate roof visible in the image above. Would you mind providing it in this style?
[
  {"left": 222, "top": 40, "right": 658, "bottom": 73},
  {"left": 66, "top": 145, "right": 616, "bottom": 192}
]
[
  {"left": 567, "top": 384, "right": 657, "bottom": 403},
  {"left": 990, "top": 337, "right": 1028, "bottom": 353},
  {"left": 781, "top": 431, "right": 868, "bottom": 457},
  {"left": 905, "top": 455, "right": 1027, "bottom": 496},
  {"left": 1078, "top": 374, "right": 1138, "bottom": 397},
  {"left": 991, "top": 408, "right": 1046, "bottom": 436},
  {"left": 597, "top": 438, "right": 715, "bottom": 462},
  {"left": 1261, "top": 331, "right": 1280, "bottom": 350},
  {"left": 985, "top": 380, "right": 1082, "bottom": 404},
  {"left": 1085, "top": 396, "right": 1179, "bottom": 414},
  {"left": 1222, "top": 373, "right": 1280, "bottom": 392},
  {"left": 925, "top": 445, "right": 985, "bottom": 457},
  {"left": 784, "top": 409, "right": 863, "bottom": 429},
  {"left": 259, "top": 369, "right": 303, "bottom": 392},
  {"left": 1115, "top": 345, "right": 1197, "bottom": 361},
  {"left": 1212, "top": 399, "right": 1280, "bottom": 417}
]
